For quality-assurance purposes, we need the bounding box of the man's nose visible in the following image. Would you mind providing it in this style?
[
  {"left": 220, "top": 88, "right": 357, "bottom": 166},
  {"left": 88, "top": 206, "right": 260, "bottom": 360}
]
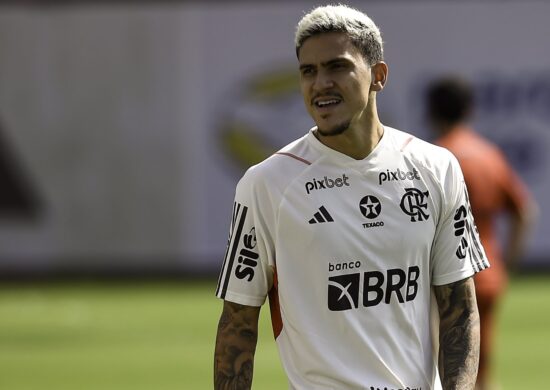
[{"left": 313, "top": 70, "right": 334, "bottom": 90}]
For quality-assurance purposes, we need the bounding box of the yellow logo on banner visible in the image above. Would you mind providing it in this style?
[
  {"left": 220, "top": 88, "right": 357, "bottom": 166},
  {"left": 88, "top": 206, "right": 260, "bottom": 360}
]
[{"left": 218, "top": 67, "right": 304, "bottom": 170}]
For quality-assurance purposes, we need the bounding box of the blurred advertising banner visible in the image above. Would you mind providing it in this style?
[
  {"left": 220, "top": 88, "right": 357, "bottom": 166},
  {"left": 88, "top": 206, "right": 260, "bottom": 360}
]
[{"left": 0, "top": 1, "right": 548, "bottom": 274}]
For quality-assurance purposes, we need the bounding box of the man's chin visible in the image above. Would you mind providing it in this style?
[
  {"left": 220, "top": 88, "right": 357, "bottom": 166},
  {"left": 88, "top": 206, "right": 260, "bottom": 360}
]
[{"left": 316, "top": 122, "right": 350, "bottom": 137}]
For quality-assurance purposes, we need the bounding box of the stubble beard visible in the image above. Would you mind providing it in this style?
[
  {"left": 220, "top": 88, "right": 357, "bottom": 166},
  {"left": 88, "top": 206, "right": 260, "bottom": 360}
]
[{"left": 316, "top": 120, "right": 351, "bottom": 137}]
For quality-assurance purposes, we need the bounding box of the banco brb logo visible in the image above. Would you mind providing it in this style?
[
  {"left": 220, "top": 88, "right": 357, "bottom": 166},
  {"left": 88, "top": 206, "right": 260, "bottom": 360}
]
[
  {"left": 328, "top": 274, "right": 361, "bottom": 311},
  {"left": 328, "top": 266, "right": 420, "bottom": 311}
]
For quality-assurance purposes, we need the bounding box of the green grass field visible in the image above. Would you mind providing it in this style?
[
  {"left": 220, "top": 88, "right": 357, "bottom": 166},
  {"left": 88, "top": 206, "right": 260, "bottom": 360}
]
[{"left": 0, "top": 275, "right": 549, "bottom": 389}]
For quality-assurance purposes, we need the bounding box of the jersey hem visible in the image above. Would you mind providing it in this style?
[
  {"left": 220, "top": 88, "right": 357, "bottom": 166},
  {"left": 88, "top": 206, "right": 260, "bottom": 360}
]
[
  {"left": 217, "top": 291, "right": 266, "bottom": 307},
  {"left": 432, "top": 269, "right": 476, "bottom": 286}
]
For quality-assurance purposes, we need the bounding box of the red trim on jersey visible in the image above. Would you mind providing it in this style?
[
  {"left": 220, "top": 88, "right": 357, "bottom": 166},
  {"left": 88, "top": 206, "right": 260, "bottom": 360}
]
[
  {"left": 400, "top": 136, "right": 414, "bottom": 151},
  {"left": 268, "top": 266, "right": 283, "bottom": 340},
  {"left": 275, "top": 152, "right": 311, "bottom": 165}
]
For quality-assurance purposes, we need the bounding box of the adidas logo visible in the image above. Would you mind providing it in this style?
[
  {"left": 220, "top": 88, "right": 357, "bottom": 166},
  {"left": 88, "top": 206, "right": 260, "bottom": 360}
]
[{"left": 309, "top": 206, "right": 334, "bottom": 224}]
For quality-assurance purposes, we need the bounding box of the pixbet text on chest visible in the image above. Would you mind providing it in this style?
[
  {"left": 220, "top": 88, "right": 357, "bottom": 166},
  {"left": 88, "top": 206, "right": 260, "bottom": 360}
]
[
  {"left": 305, "top": 174, "right": 350, "bottom": 194},
  {"left": 378, "top": 168, "right": 421, "bottom": 185}
]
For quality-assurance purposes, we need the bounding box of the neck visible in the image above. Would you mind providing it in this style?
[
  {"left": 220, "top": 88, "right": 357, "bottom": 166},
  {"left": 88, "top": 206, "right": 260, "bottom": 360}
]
[{"left": 315, "top": 97, "right": 384, "bottom": 160}]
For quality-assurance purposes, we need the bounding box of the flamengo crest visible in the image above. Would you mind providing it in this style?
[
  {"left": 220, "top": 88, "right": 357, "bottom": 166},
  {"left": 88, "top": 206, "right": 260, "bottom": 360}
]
[{"left": 400, "top": 188, "right": 429, "bottom": 222}]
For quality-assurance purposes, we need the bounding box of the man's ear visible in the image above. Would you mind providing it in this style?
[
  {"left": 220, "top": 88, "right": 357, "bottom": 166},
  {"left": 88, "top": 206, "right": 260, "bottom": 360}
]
[{"left": 371, "top": 62, "right": 388, "bottom": 92}]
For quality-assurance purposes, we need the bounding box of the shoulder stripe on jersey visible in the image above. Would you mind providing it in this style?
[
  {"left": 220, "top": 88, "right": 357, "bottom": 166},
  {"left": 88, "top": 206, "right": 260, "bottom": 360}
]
[
  {"left": 400, "top": 136, "right": 414, "bottom": 151},
  {"left": 231, "top": 201, "right": 239, "bottom": 231},
  {"left": 275, "top": 152, "right": 311, "bottom": 165},
  {"left": 216, "top": 202, "right": 238, "bottom": 296},
  {"left": 466, "top": 215, "right": 488, "bottom": 272},
  {"left": 216, "top": 203, "right": 248, "bottom": 299},
  {"left": 474, "top": 229, "right": 490, "bottom": 269},
  {"left": 464, "top": 222, "right": 481, "bottom": 272}
]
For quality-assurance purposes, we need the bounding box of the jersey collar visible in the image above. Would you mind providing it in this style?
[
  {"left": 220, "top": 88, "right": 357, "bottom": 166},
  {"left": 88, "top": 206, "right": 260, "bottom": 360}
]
[{"left": 306, "top": 126, "right": 391, "bottom": 170}]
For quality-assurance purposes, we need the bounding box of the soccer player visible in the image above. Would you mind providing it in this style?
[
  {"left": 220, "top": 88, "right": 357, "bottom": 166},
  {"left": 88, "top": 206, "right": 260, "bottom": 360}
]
[
  {"left": 214, "top": 5, "right": 489, "bottom": 389},
  {"left": 426, "top": 76, "right": 537, "bottom": 390}
]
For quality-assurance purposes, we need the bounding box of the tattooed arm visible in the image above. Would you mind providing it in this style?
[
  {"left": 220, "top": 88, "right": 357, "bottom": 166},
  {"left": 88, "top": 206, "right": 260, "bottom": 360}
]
[
  {"left": 433, "top": 277, "right": 480, "bottom": 390},
  {"left": 214, "top": 300, "right": 261, "bottom": 390}
]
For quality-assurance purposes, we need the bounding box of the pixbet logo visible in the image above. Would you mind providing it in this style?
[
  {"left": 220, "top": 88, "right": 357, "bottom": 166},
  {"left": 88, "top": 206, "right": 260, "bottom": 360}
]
[
  {"left": 378, "top": 168, "right": 421, "bottom": 185},
  {"left": 305, "top": 174, "right": 350, "bottom": 194},
  {"left": 234, "top": 227, "right": 259, "bottom": 282}
]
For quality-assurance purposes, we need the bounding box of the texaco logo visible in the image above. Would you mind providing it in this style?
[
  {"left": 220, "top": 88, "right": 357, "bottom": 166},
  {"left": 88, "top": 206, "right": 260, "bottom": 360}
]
[
  {"left": 359, "top": 195, "right": 381, "bottom": 219},
  {"left": 400, "top": 188, "right": 430, "bottom": 222}
]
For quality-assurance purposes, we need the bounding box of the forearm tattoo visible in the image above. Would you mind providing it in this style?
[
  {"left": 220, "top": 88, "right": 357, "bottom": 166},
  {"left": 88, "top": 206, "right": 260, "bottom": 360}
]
[
  {"left": 434, "top": 277, "right": 480, "bottom": 390},
  {"left": 214, "top": 301, "right": 260, "bottom": 390}
]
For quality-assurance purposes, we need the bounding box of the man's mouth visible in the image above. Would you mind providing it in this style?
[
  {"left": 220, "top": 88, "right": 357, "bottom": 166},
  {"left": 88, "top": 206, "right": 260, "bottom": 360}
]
[
  {"left": 313, "top": 96, "right": 343, "bottom": 109},
  {"left": 315, "top": 99, "right": 341, "bottom": 108}
]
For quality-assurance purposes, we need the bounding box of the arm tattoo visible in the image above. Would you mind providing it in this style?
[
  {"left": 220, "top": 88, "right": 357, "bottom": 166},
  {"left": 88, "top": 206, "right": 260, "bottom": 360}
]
[
  {"left": 214, "top": 301, "right": 260, "bottom": 390},
  {"left": 434, "top": 277, "right": 480, "bottom": 390}
]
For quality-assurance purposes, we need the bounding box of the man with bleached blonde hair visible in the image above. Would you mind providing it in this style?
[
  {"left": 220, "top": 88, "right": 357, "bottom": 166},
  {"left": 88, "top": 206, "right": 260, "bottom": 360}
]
[{"left": 214, "top": 5, "right": 487, "bottom": 389}]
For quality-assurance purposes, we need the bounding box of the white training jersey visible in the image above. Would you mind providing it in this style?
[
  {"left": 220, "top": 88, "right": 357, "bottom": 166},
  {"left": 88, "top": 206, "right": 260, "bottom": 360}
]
[{"left": 216, "top": 126, "right": 489, "bottom": 390}]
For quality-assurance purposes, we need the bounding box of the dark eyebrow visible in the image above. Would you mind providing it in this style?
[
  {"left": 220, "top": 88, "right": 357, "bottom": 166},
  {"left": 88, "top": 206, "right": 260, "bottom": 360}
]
[
  {"left": 322, "top": 58, "right": 351, "bottom": 67},
  {"left": 299, "top": 57, "right": 351, "bottom": 70}
]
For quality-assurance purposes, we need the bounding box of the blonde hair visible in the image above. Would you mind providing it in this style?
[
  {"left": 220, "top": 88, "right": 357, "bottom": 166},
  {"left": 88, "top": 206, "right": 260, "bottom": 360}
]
[{"left": 295, "top": 4, "right": 384, "bottom": 65}]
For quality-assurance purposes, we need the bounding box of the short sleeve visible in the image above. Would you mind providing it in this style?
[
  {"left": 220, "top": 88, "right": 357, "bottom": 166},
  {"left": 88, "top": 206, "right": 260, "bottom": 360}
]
[
  {"left": 431, "top": 155, "right": 490, "bottom": 286},
  {"left": 215, "top": 170, "right": 275, "bottom": 307}
]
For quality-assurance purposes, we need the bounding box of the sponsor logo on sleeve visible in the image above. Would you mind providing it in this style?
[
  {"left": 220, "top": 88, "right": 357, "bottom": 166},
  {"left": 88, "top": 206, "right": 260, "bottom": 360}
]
[
  {"left": 234, "top": 227, "right": 259, "bottom": 282},
  {"left": 454, "top": 205, "right": 470, "bottom": 259},
  {"left": 453, "top": 187, "right": 489, "bottom": 272},
  {"left": 216, "top": 202, "right": 249, "bottom": 298}
]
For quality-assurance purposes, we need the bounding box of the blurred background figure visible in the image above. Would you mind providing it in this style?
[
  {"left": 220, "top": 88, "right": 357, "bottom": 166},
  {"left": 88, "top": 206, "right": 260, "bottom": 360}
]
[{"left": 426, "top": 76, "right": 538, "bottom": 390}]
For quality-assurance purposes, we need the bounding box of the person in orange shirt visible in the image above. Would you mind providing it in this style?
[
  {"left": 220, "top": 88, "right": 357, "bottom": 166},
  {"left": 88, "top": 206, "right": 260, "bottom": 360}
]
[{"left": 426, "top": 76, "right": 537, "bottom": 390}]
